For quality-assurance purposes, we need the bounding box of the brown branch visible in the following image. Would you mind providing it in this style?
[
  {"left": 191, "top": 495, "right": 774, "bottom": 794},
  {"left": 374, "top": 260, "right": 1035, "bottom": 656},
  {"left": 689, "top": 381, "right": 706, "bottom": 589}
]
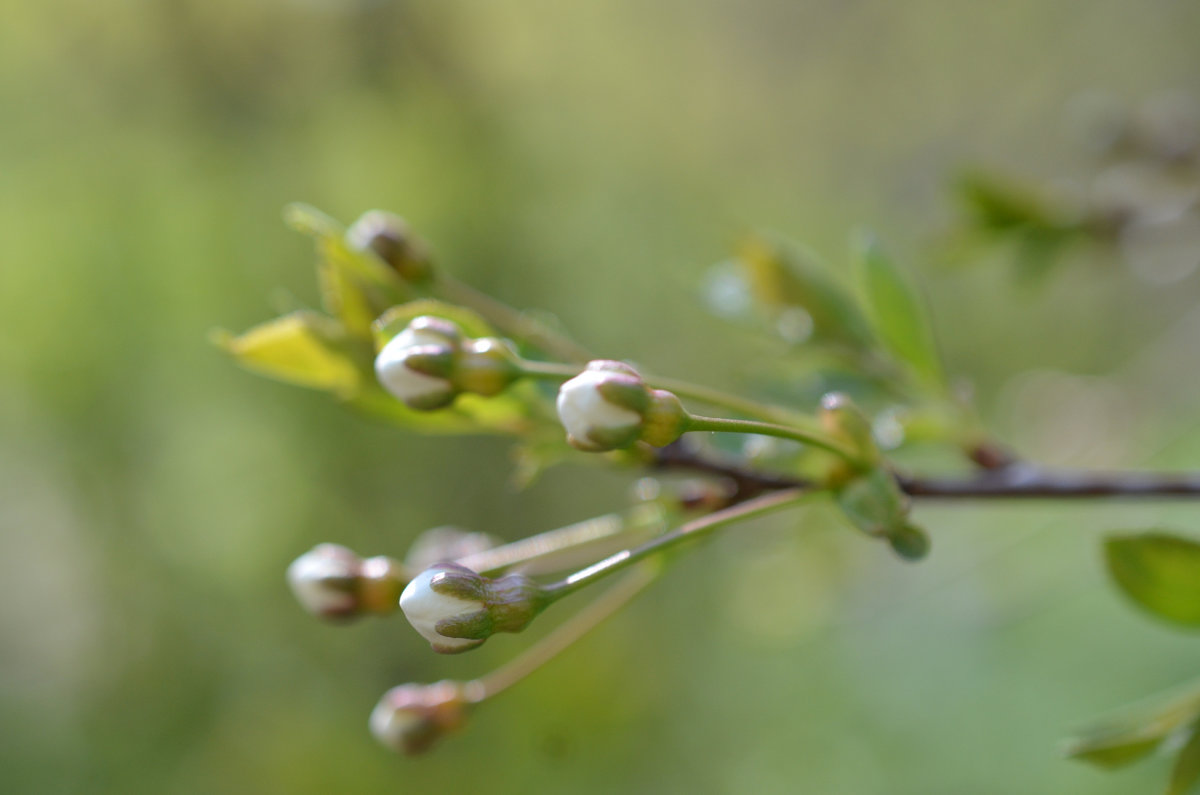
[
  {"left": 898, "top": 466, "right": 1200, "bottom": 499},
  {"left": 651, "top": 440, "right": 1200, "bottom": 503}
]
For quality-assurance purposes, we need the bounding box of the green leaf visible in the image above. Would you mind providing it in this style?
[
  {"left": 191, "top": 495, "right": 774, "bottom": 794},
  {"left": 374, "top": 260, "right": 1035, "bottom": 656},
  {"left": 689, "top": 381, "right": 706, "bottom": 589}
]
[
  {"left": 1065, "top": 679, "right": 1200, "bottom": 770},
  {"left": 213, "top": 312, "right": 364, "bottom": 395},
  {"left": 1106, "top": 532, "right": 1200, "bottom": 627},
  {"left": 853, "top": 231, "right": 944, "bottom": 389},
  {"left": 738, "top": 234, "right": 877, "bottom": 351},
  {"left": 956, "top": 171, "right": 1070, "bottom": 234},
  {"left": 1169, "top": 724, "right": 1200, "bottom": 795},
  {"left": 346, "top": 381, "right": 536, "bottom": 436}
]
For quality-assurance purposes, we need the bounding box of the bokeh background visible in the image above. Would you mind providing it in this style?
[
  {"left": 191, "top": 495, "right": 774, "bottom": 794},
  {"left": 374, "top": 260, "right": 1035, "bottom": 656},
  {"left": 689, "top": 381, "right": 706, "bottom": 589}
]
[{"left": 3, "top": 1, "right": 1200, "bottom": 793}]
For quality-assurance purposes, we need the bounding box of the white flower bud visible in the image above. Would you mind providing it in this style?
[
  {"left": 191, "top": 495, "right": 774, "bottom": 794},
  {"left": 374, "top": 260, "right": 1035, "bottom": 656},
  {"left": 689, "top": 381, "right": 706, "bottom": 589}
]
[
  {"left": 374, "top": 317, "right": 460, "bottom": 410},
  {"left": 369, "top": 681, "right": 469, "bottom": 755},
  {"left": 346, "top": 210, "right": 434, "bottom": 284},
  {"left": 286, "top": 544, "right": 362, "bottom": 620},
  {"left": 556, "top": 360, "right": 687, "bottom": 452},
  {"left": 399, "top": 563, "right": 549, "bottom": 654},
  {"left": 399, "top": 566, "right": 488, "bottom": 653},
  {"left": 286, "top": 544, "right": 408, "bottom": 621},
  {"left": 374, "top": 316, "right": 522, "bottom": 410}
]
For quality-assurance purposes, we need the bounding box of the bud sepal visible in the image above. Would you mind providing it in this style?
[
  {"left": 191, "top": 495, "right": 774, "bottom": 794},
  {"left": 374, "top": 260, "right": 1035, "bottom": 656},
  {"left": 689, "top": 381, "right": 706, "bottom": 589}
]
[
  {"left": 556, "top": 360, "right": 688, "bottom": 452},
  {"left": 374, "top": 315, "right": 523, "bottom": 411},
  {"left": 369, "top": 680, "right": 471, "bottom": 755},
  {"left": 400, "top": 562, "right": 552, "bottom": 653}
]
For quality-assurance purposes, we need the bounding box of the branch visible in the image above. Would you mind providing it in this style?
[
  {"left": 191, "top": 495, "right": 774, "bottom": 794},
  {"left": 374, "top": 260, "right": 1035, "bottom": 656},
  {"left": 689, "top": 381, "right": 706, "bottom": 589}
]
[
  {"left": 652, "top": 440, "right": 1200, "bottom": 502},
  {"left": 899, "top": 466, "right": 1200, "bottom": 499}
]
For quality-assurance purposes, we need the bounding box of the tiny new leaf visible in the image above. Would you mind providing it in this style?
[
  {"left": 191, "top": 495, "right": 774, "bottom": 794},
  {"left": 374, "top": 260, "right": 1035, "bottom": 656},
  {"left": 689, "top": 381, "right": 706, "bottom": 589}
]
[
  {"left": 853, "top": 231, "right": 945, "bottom": 389},
  {"left": 213, "top": 311, "right": 364, "bottom": 395},
  {"left": 737, "top": 234, "right": 877, "bottom": 351},
  {"left": 1169, "top": 724, "right": 1200, "bottom": 795},
  {"left": 1065, "top": 678, "right": 1200, "bottom": 770}
]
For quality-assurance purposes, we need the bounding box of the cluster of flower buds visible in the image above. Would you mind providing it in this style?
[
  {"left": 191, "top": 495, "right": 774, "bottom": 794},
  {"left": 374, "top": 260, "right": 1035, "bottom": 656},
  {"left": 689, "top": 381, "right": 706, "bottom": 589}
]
[
  {"left": 399, "top": 562, "right": 551, "bottom": 653},
  {"left": 374, "top": 316, "right": 523, "bottom": 410},
  {"left": 369, "top": 680, "right": 473, "bottom": 755},
  {"left": 286, "top": 544, "right": 409, "bottom": 621},
  {"left": 346, "top": 210, "right": 435, "bottom": 285},
  {"left": 556, "top": 360, "right": 688, "bottom": 452}
]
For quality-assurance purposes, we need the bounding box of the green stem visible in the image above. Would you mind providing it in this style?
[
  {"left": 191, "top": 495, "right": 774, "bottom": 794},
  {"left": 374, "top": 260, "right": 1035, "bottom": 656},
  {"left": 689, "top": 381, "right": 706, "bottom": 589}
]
[
  {"left": 686, "top": 414, "right": 860, "bottom": 465},
  {"left": 468, "top": 563, "right": 659, "bottom": 702},
  {"left": 454, "top": 504, "right": 666, "bottom": 577},
  {"left": 544, "top": 488, "right": 807, "bottom": 601},
  {"left": 435, "top": 276, "right": 593, "bottom": 363}
]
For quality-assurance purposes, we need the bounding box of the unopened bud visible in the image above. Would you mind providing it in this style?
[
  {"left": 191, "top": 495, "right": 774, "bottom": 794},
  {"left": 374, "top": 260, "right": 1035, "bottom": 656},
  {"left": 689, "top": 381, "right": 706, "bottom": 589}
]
[
  {"left": 405, "top": 526, "right": 499, "bottom": 574},
  {"left": 399, "top": 562, "right": 550, "bottom": 653},
  {"left": 375, "top": 318, "right": 459, "bottom": 410},
  {"left": 346, "top": 210, "right": 434, "bottom": 284},
  {"left": 456, "top": 337, "right": 522, "bottom": 397},
  {"left": 556, "top": 360, "right": 687, "bottom": 452},
  {"left": 819, "top": 392, "right": 880, "bottom": 467},
  {"left": 286, "top": 544, "right": 408, "bottom": 621},
  {"left": 375, "top": 316, "right": 522, "bottom": 410},
  {"left": 888, "top": 523, "right": 931, "bottom": 561},
  {"left": 369, "top": 681, "right": 470, "bottom": 755}
]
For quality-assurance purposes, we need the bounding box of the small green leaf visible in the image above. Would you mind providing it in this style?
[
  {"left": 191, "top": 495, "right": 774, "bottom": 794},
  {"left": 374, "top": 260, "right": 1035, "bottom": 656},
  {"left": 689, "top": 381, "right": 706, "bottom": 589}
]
[
  {"left": 956, "top": 171, "right": 1071, "bottom": 234},
  {"left": 1106, "top": 532, "right": 1200, "bottom": 626},
  {"left": 1070, "top": 735, "right": 1167, "bottom": 770},
  {"left": 213, "top": 312, "right": 364, "bottom": 395},
  {"left": 738, "top": 235, "right": 877, "bottom": 351},
  {"left": 1169, "top": 724, "right": 1200, "bottom": 795},
  {"left": 853, "top": 232, "right": 944, "bottom": 389},
  {"left": 1065, "top": 679, "right": 1200, "bottom": 770},
  {"left": 346, "top": 382, "right": 535, "bottom": 436}
]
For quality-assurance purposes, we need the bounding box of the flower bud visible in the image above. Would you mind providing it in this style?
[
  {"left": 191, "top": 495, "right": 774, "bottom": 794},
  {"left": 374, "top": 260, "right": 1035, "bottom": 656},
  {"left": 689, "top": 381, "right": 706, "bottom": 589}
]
[
  {"left": 375, "top": 316, "right": 522, "bottom": 410},
  {"left": 286, "top": 544, "right": 408, "bottom": 622},
  {"left": 399, "top": 562, "right": 549, "bottom": 653},
  {"left": 888, "top": 523, "right": 931, "bottom": 561},
  {"left": 404, "top": 526, "right": 499, "bottom": 574},
  {"left": 456, "top": 337, "right": 522, "bottom": 398},
  {"left": 556, "top": 360, "right": 687, "bottom": 452},
  {"left": 346, "top": 210, "right": 434, "bottom": 284},
  {"left": 819, "top": 392, "right": 880, "bottom": 466},
  {"left": 369, "top": 681, "right": 470, "bottom": 755},
  {"left": 375, "top": 318, "right": 459, "bottom": 410}
]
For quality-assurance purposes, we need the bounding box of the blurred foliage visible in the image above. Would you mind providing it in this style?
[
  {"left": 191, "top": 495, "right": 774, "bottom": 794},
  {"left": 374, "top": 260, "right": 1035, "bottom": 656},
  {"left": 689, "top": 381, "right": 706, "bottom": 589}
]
[
  {"left": 1106, "top": 533, "right": 1200, "bottom": 627},
  {"left": 3, "top": 1, "right": 1200, "bottom": 794},
  {"left": 949, "top": 93, "right": 1200, "bottom": 285}
]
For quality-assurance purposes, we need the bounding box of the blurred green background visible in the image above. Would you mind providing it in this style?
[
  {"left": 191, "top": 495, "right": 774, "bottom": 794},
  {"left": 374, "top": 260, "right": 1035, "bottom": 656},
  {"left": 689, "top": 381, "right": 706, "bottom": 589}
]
[{"left": 3, "top": 1, "right": 1200, "bottom": 793}]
